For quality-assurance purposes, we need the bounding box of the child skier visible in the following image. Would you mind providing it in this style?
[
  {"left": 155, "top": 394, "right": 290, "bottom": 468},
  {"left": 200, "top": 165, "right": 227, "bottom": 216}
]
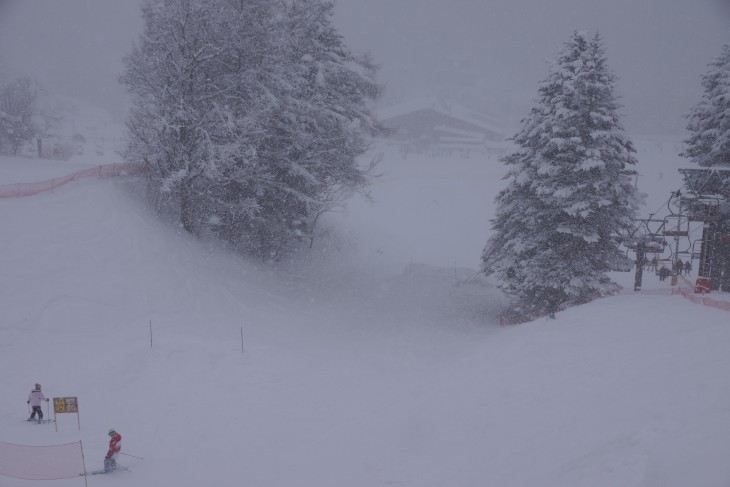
[
  {"left": 104, "top": 429, "right": 122, "bottom": 472},
  {"left": 27, "top": 383, "right": 49, "bottom": 423}
]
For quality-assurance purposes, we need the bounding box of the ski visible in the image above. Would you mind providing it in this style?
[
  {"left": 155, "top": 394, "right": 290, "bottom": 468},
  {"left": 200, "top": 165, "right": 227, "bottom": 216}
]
[
  {"left": 25, "top": 419, "right": 54, "bottom": 424},
  {"left": 80, "top": 470, "right": 108, "bottom": 476},
  {"left": 80, "top": 466, "right": 130, "bottom": 476},
  {"left": 79, "top": 464, "right": 130, "bottom": 476}
]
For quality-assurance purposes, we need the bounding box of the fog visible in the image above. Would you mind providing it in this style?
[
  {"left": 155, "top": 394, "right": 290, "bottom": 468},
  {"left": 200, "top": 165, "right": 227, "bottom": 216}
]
[
  {"left": 0, "top": 0, "right": 142, "bottom": 118},
  {"left": 1, "top": 0, "right": 728, "bottom": 134}
]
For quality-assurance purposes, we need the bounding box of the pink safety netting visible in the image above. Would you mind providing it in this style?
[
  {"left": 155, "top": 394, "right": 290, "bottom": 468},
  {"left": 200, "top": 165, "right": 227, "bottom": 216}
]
[
  {"left": 0, "top": 162, "right": 143, "bottom": 198},
  {"left": 0, "top": 440, "right": 85, "bottom": 480},
  {"left": 672, "top": 286, "right": 730, "bottom": 311},
  {"left": 672, "top": 274, "right": 730, "bottom": 312}
]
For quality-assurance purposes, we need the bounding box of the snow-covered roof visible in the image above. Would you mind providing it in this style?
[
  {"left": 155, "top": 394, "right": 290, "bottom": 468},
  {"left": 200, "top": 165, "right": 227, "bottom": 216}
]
[{"left": 378, "top": 97, "right": 504, "bottom": 135}]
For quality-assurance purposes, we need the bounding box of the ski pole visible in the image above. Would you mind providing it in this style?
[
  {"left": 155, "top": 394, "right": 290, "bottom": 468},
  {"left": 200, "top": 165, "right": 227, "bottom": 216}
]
[{"left": 120, "top": 452, "right": 144, "bottom": 460}]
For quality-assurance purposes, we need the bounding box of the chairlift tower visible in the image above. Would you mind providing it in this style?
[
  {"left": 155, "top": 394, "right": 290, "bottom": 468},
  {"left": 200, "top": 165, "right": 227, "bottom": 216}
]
[
  {"left": 664, "top": 190, "right": 690, "bottom": 280},
  {"left": 678, "top": 168, "right": 730, "bottom": 292},
  {"left": 621, "top": 219, "right": 668, "bottom": 291}
]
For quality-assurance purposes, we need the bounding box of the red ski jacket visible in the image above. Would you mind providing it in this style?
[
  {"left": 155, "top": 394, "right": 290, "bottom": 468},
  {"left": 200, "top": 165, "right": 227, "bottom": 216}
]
[{"left": 106, "top": 433, "right": 122, "bottom": 458}]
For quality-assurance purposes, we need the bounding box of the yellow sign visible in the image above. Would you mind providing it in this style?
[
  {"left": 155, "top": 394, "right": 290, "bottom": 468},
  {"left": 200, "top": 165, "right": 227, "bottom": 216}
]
[{"left": 53, "top": 397, "right": 78, "bottom": 414}]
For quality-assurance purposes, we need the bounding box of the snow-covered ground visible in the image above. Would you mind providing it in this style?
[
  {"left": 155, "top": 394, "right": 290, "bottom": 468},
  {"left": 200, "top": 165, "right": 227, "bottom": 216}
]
[{"left": 1, "top": 129, "right": 729, "bottom": 487}]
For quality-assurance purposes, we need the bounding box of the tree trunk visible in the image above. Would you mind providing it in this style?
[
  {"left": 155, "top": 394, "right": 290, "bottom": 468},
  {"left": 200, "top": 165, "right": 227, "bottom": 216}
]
[{"left": 180, "top": 182, "right": 196, "bottom": 236}]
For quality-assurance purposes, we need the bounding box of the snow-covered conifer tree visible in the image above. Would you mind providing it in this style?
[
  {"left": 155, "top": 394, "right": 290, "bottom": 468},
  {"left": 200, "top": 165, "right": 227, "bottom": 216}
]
[
  {"left": 681, "top": 44, "right": 730, "bottom": 167},
  {"left": 481, "top": 31, "right": 642, "bottom": 319}
]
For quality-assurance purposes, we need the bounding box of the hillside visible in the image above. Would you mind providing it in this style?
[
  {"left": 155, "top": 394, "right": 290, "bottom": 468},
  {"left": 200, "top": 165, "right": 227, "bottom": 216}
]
[{"left": 1, "top": 137, "right": 730, "bottom": 487}]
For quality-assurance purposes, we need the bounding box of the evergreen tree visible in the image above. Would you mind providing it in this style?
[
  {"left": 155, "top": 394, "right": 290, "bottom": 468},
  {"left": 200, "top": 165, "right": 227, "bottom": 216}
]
[
  {"left": 481, "top": 31, "right": 642, "bottom": 319},
  {"left": 681, "top": 44, "right": 730, "bottom": 167}
]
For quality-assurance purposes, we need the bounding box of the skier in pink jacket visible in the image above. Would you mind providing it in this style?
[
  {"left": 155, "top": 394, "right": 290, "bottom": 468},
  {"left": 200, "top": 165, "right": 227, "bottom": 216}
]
[{"left": 27, "top": 383, "right": 49, "bottom": 423}]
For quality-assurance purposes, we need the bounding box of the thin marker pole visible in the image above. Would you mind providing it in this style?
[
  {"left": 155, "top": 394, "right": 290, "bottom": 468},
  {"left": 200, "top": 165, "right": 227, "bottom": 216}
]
[
  {"left": 120, "top": 452, "right": 144, "bottom": 460},
  {"left": 149, "top": 320, "right": 153, "bottom": 348},
  {"left": 240, "top": 326, "right": 244, "bottom": 354},
  {"left": 80, "top": 440, "right": 88, "bottom": 487}
]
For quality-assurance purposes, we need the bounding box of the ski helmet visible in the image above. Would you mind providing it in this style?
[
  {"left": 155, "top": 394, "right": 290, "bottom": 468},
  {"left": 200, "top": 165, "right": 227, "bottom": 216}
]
[
  {"left": 108, "top": 429, "right": 116, "bottom": 437},
  {"left": 34, "top": 383, "right": 41, "bottom": 390}
]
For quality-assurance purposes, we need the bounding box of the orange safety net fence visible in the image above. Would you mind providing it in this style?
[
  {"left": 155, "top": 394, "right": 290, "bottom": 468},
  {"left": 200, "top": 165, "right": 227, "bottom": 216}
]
[
  {"left": 0, "top": 440, "right": 85, "bottom": 480},
  {"left": 672, "top": 286, "right": 730, "bottom": 311},
  {"left": 0, "top": 162, "right": 143, "bottom": 198},
  {"left": 672, "top": 274, "right": 730, "bottom": 312}
]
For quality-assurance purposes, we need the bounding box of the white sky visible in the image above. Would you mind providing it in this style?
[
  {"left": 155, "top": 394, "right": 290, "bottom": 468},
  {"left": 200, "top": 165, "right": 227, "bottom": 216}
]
[{"left": 0, "top": 0, "right": 728, "bottom": 133}]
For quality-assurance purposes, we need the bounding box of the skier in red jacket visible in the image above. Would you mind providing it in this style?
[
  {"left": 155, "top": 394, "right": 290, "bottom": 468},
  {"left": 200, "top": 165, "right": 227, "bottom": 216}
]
[{"left": 104, "top": 429, "right": 122, "bottom": 472}]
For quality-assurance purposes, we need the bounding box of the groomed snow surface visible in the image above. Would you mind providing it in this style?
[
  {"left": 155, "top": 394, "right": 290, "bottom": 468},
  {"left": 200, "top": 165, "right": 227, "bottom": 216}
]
[{"left": 1, "top": 138, "right": 730, "bottom": 487}]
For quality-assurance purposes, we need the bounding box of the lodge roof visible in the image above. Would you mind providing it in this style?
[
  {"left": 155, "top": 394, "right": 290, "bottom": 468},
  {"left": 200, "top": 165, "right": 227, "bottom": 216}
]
[{"left": 378, "top": 97, "right": 504, "bottom": 136}]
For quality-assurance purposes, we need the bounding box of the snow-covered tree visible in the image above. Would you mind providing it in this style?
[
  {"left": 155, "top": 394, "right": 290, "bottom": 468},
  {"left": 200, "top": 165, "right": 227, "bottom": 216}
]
[
  {"left": 121, "top": 0, "right": 235, "bottom": 235},
  {"left": 122, "top": 0, "right": 383, "bottom": 261},
  {"left": 0, "top": 77, "right": 38, "bottom": 155},
  {"left": 236, "top": 0, "right": 384, "bottom": 259},
  {"left": 481, "top": 31, "right": 642, "bottom": 319},
  {"left": 196, "top": 0, "right": 285, "bottom": 250},
  {"left": 0, "top": 108, "right": 11, "bottom": 152},
  {"left": 681, "top": 44, "right": 730, "bottom": 167}
]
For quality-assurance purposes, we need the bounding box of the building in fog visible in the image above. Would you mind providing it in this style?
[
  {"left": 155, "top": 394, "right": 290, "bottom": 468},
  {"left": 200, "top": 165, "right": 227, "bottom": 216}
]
[{"left": 378, "top": 98, "right": 509, "bottom": 158}]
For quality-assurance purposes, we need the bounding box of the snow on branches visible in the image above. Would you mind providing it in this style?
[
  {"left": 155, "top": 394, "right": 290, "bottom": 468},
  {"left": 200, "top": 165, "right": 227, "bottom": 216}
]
[
  {"left": 481, "top": 31, "right": 643, "bottom": 320},
  {"left": 121, "top": 0, "right": 384, "bottom": 260},
  {"left": 682, "top": 44, "right": 730, "bottom": 167}
]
